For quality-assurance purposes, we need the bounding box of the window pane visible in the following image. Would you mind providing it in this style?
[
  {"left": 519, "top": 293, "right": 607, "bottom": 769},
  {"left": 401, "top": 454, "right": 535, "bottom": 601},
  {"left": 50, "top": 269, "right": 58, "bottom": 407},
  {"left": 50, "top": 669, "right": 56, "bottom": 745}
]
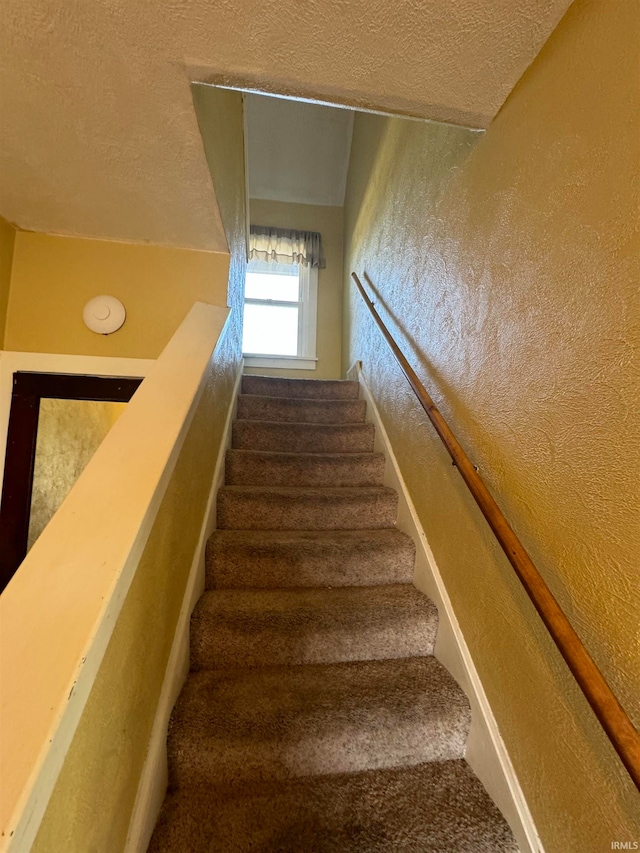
[
  {"left": 242, "top": 304, "right": 299, "bottom": 355},
  {"left": 245, "top": 270, "right": 299, "bottom": 302}
]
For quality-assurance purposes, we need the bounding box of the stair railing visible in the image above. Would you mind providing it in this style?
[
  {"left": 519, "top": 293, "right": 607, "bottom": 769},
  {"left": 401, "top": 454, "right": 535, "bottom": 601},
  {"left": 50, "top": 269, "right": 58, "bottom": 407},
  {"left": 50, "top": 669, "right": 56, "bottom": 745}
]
[{"left": 351, "top": 270, "right": 640, "bottom": 791}]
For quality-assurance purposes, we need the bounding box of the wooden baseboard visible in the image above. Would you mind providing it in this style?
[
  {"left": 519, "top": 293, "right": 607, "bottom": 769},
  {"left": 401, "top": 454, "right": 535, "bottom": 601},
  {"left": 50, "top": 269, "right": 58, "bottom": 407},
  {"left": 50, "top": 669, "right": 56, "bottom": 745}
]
[
  {"left": 355, "top": 364, "right": 543, "bottom": 853},
  {"left": 124, "top": 360, "right": 244, "bottom": 853}
]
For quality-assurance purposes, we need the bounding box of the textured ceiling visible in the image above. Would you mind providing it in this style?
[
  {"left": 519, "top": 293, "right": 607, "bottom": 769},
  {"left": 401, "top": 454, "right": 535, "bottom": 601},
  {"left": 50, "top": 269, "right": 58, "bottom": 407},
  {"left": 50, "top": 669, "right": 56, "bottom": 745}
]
[
  {"left": 0, "top": 0, "right": 572, "bottom": 250},
  {"left": 246, "top": 95, "right": 354, "bottom": 207}
]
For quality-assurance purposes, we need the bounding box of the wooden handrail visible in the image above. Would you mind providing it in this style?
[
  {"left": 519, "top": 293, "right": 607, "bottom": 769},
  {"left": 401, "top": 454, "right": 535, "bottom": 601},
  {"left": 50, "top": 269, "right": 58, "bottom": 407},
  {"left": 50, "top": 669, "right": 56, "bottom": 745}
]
[{"left": 352, "top": 270, "right": 640, "bottom": 791}]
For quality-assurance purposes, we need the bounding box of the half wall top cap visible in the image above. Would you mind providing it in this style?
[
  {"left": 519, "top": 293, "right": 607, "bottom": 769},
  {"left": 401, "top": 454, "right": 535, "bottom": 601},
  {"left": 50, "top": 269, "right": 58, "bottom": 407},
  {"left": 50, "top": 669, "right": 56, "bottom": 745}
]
[{"left": 83, "top": 295, "right": 126, "bottom": 335}]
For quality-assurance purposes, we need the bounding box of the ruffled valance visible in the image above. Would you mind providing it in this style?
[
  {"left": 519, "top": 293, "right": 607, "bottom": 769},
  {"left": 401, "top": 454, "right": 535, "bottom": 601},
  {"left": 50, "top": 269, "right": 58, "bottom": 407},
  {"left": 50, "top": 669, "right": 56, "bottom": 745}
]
[{"left": 249, "top": 224, "right": 325, "bottom": 269}]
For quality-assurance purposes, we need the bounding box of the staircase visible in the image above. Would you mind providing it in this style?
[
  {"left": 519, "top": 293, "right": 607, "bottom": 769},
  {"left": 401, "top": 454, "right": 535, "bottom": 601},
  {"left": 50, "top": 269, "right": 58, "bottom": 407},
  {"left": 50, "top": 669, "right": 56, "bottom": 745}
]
[{"left": 148, "top": 375, "right": 517, "bottom": 852}]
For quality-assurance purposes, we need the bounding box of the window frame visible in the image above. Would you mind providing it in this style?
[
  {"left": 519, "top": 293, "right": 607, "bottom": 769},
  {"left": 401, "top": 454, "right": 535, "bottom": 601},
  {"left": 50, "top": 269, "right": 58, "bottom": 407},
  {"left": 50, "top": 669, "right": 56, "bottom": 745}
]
[{"left": 242, "top": 259, "right": 318, "bottom": 370}]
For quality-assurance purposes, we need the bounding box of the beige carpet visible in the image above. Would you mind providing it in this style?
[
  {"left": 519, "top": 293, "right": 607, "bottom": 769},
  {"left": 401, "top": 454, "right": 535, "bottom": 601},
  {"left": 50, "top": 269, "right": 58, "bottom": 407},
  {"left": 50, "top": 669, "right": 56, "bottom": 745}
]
[{"left": 148, "top": 375, "right": 518, "bottom": 852}]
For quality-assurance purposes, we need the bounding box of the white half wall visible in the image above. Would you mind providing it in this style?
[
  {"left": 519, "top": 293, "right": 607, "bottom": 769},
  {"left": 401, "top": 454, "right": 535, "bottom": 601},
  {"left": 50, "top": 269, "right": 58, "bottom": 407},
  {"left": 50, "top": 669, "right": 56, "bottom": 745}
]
[{"left": 124, "top": 359, "right": 244, "bottom": 853}]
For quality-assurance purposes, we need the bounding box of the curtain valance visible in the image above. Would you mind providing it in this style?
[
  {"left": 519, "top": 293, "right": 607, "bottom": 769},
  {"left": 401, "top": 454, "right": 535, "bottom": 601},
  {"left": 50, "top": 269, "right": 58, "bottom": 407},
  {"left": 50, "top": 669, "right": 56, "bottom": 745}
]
[{"left": 249, "top": 224, "right": 325, "bottom": 269}]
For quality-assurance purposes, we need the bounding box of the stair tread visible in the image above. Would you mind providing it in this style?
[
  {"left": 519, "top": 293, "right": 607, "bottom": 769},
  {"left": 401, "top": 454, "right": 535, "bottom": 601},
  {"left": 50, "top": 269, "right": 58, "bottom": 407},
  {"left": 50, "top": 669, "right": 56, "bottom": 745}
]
[
  {"left": 225, "top": 448, "right": 386, "bottom": 486},
  {"left": 208, "top": 527, "right": 414, "bottom": 546},
  {"left": 217, "top": 485, "right": 399, "bottom": 531},
  {"left": 232, "top": 419, "right": 375, "bottom": 453},
  {"left": 237, "top": 394, "right": 367, "bottom": 424},
  {"left": 219, "top": 484, "right": 396, "bottom": 496},
  {"left": 205, "top": 528, "right": 416, "bottom": 589},
  {"left": 191, "top": 585, "right": 438, "bottom": 669},
  {"left": 168, "top": 657, "right": 470, "bottom": 785},
  {"left": 239, "top": 393, "right": 362, "bottom": 405},
  {"left": 194, "top": 583, "right": 434, "bottom": 616},
  {"left": 233, "top": 420, "right": 374, "bottom": 433},
  {"left": 242, "top": 375, "right": 360, "bottom": 400},
  {"left": 226, "top": 448, "right": 385, "bottom": 461},
  {"left": 149, "top": 760, "right": 518, "bottom": 853}
]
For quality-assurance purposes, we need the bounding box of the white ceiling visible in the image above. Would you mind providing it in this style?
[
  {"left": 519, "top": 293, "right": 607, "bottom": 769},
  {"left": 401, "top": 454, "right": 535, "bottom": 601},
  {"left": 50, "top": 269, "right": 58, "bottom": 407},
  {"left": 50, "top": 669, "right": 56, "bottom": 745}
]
[
  {"left": 246, "top": 95, "right": 354, "bottom": 207},
  {"left": 0, "top": 0, "right": 572, "bottom": 250}
]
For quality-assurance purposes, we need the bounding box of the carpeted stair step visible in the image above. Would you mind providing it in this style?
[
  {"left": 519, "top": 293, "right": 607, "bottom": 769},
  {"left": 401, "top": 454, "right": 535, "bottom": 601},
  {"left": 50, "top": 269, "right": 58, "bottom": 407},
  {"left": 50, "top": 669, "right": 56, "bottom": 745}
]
[
  {"left": 205, "top": 529, "right": 416, "bottom": 589},
  {"left": 232, "top": 419, "right": 375, "bottom": 453},
  {"left": 242, "top": 375, "right": 360, "bottom": 400},
  {"left": 225, "top": 449, "right": 386, "bottom": 487},
  {"left": 148, "top": 760, "right": 518, "bottom": 853},
  {"left": 217, "top": 485, "right": 398, "bottom": 530},
  {"left": 237, "top": 394, "right": 366, "bottom": 424},
  {"left": 168, "top": 656, "right": 470, "bottom": 788},
  {"left": 190, "top": 585, "right": 438, "bottom": 670}
]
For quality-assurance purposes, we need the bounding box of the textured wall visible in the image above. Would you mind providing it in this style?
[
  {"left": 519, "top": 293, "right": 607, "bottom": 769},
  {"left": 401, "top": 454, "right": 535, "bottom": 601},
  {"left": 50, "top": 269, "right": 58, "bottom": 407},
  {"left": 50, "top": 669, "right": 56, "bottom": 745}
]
[
  {"left": 0, "top": 0, "right": 570, "bottom": 248},
  {"left": 191, "top": 84, "right": 248, "bottom": 363},
  {"left": 30, "top": 351, "right": 236, "bottom": 853},
  {"left": 29, "top": 87, "right": 248, "bottom": 853},
  {"left": 245, "top": 199, "right": 343, "bottom": 380},
  {"left": 5, "top": 232, "right": 230, "bottom": 359},
  {"left": 28, "top": 399, "right": 126, "bottom": 549},
  {"left": 343, "top": 0, "right": 640, "bottom": 849},
  {"left": 0, "top": 215, "right": 16, "bottom": 348}
]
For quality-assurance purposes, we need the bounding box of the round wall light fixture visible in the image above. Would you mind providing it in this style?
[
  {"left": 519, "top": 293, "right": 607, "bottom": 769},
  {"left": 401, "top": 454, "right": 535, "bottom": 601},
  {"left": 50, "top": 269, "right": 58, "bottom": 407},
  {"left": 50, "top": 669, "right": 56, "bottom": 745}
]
[{"left": 83, "top": 295, "right": 126, "bottom": 335}]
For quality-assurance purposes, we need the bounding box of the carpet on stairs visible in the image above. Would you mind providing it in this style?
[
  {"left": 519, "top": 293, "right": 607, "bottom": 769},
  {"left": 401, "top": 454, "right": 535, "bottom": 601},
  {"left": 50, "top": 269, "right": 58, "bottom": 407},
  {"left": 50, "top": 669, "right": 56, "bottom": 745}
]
[{"left": 148, "top": 375, "right": 518, "bottom": 852}]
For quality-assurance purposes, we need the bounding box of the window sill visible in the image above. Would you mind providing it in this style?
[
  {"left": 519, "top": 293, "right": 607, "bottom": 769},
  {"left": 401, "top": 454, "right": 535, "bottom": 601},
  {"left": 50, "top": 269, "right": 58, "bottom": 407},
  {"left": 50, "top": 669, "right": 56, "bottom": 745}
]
[{"left": 243, "top": 354, "right": 318, "bottom": 370}]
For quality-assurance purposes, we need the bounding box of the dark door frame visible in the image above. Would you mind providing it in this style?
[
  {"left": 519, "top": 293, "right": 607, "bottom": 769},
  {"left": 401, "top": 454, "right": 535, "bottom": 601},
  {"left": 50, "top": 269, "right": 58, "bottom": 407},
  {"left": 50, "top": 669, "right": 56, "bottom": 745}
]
[{"left": 0, "top": 372, "right": 143, "bottom": 592}]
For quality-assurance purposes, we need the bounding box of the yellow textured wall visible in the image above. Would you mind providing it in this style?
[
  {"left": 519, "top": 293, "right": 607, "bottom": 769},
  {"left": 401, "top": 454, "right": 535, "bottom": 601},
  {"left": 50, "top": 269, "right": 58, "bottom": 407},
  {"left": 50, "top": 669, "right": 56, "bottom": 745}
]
[
  {"left": 0, "top": 215, "right": 16, "bottom": 348},
  {"left": 29, "top": 88, "right": 247, "bottom": 853},
  {"left": 28, "top": 399, "right": 126, "bottom": 549},
  {"left": 4, "top": 232, "right": 230, "bottom": 358},
  {"left": 192, "top": 84, "right": 248, "bottom": 353},
  {"left": 245, "top": 199, "right": 343, "bottom": 380},
  {"left": 30, "top": 351, "right": 235, "bottom": 853},
  {"left": 343, "top": 0, "right": 640, "bottom": 849}
]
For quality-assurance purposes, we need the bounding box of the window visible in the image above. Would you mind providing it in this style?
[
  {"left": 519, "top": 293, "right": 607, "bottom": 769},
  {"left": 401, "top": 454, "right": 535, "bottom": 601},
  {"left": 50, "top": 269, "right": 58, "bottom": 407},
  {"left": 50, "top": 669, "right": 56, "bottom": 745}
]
[{"left": 242, "top": 258, "right": 318, "bottom": 370}]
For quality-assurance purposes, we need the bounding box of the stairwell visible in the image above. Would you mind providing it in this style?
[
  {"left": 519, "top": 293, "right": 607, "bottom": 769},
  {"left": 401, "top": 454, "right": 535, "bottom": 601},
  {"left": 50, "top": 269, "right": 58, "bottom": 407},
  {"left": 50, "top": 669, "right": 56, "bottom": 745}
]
[{"left": 148, "top": 375, "right": 517, "bottom": 851}]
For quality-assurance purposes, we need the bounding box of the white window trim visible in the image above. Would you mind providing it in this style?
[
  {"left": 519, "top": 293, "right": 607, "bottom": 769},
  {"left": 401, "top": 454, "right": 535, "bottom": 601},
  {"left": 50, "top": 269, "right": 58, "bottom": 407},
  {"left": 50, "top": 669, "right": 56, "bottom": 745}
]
[
  {"left": 243, "top": 354, "right": 318, "bottom": 370},
  {"left": 242, "top": 261, "right": 318, "bottom": 370}
]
